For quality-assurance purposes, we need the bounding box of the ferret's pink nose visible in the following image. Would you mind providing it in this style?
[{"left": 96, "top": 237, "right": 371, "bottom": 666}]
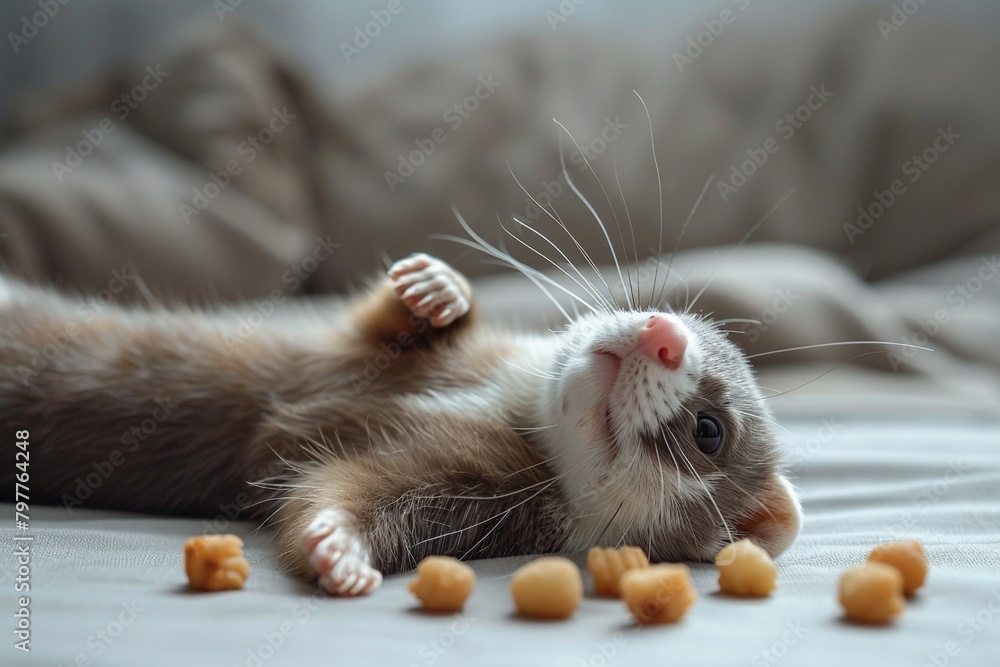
[{"left": 637, "top": 314, "right": 687, "bottom": 370}]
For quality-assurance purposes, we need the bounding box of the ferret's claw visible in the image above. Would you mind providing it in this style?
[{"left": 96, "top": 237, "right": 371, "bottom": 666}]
[
  {"left": 302, "top": 508, "right": 382, "bottom": 597},
  {"left": 389, "top": 254, "right": 471, "bottom": 327}
]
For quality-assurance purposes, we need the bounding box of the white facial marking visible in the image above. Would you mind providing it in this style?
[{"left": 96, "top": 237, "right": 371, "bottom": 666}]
[{"left": 533, "top": 311, "right": 706, "bottom": 546}]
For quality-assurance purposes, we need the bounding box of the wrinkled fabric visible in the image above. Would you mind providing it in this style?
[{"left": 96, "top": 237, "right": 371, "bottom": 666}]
[
  {"left": 0, "top": 6, "right": 998, "bottom": 396},
  {"left": 3, "top": 418, "right": 998, "bottom": 666}
]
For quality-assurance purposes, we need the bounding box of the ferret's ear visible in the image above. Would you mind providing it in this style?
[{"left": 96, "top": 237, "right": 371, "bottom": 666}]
[{"left": 738, "top": 474, "right": 802, "bottom": 558}]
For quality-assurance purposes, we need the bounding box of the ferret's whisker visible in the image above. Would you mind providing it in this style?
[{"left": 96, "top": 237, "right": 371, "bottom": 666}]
[
  {"left": 488, "top": 230, "right": 584, "bottom": 323},
  {"left": 714, "top": 318, "right": 762, "bottom": 326},
  {"left": 615, "top": 516, "right": 637, "bottom": 549},
  {"left": 634, "top": 91, "right": 665, "bottom": 311},
  {"left": 567, "top": 130, "right": 636, "bottom": 311},
  {"left": 505, "top": 164, "right": 614, "bottom": 312},
  {"left": 760, "top": 351, "right": 902, "bottom": 399},
  {"left": 521, "top": 271, "right": 575, "bottom": 322},
  {"left": 511, "top": 424, "right": 557, "bottom": 433},
  {"left": 545, "top": 203, "right": 621, "bottom": 311},
  {"left": 611, "top": 140, "right": 641, "bottom": 309},
  {"left": 659, "top": 249, "right": 717, "bottom": 312},
  {"left": 555, "top": 129, "right": 634, "bottom": 312},
  {"left": 748, "top": 340, "right": 932, "bottom": 360},
  {"left": 421, "top": 475, "right": 560, "bottom": 502},
  {"left": 412, "top": 478, "right": 560, "bottom": 548},
  {"left": 686, "top": 187, "right": 797, "bottom": 314},
  {"left": 499, "top": 455, "right": 563, "bottom": 481},
  {"left": 553, "top": 119, "right": 631, "bottom": 310},
  {"left": 655, "top": 173, "right": 715, "bottom": 310},
  {"left": 730, "top": 408, "right": 793, "bottom": 437},
  {"left": 699, "top": 457, "right": 778, "bottom": 526},
  {"left": 659, "top": 425, "right": 684, "bottom": 497},
  {"left": 498, "top": 356, "right": 558, "bottom": 380},
  {"left": 652, "top": 443, "right": 668, "bottom": 525},
  {"left": 676, "top": 443, "right": 734, "bottom": 544},
  {"left": 596, "top": 499, "right": 626, "bottom": 544},
  {"left": 448, "top": 208, "right": 600, "bottom": 315},
  {"left": 437, "top": 214, "right": 595, "bottom": 321},
  {"left": 505, "top": 216, "right": 611, "bottom": 314},
  {"left": 253, "top": 498, "right": 297, "bottom": 532}
]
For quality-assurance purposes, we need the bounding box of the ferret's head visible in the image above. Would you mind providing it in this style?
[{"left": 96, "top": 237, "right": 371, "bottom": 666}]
[{"left": 536, "top": 309, "right": 801, "bottom": 562}]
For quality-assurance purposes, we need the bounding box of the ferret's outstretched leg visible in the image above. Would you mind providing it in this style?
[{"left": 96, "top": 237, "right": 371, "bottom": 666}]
[
  {"left": 271, "top": 254, "right": 565, "bottom": 596},
  {"left": 272, "top": 418, "right": 566, "bottom": 596},
  {"left": 351, "top": 254, "right": 476, "bottom": 346}
]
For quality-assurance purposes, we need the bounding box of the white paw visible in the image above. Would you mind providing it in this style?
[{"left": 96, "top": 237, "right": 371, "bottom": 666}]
[
  {"left": 301, "top": 508, "right": 382, "bottom": 596},
  {"left": 388, "top": 253, "right": 471, "bottom": 327}
]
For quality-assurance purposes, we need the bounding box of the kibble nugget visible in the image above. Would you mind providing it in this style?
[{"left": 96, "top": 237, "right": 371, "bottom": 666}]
[
  {"left": 867, "top": 540, "right": 927, "bottom": 596},
  {"left": 184, "top": 534, "right": 250, "bottom": 592},
  {"left": 620, "top": 564, "right": 697, "bottom": 624},
  {"left": 510, "top": 557, "right": 583, "bottom": 620},
  {"left": 408, "top": 556, "right": 476, "bottom": 612},
  {"left": 838, "top": 562, "right": 905, "bottom": 624},
  {"left": 715, "top": 538, "right": 777, "bottom": 597},
  {"left": 587, "top": 546, "right": 649, "bottom": 597}
]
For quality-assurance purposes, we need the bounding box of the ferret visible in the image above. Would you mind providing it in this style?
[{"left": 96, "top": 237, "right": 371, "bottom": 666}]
[{"left": 0, "top": 247, "right": 801, "bottom": 596}]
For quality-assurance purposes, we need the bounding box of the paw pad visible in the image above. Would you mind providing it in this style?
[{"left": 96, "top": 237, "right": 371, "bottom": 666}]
[
  {"left": 388, "top": 254, "right": 471, "bottom": 327},
  {"left": 302, "top": 508, "right": 382, "bottom": 596}
]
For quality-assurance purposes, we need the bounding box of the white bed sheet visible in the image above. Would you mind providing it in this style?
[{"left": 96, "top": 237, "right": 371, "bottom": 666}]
[{"left": 2, "top": 416, "right": 998, "bottom": 667}]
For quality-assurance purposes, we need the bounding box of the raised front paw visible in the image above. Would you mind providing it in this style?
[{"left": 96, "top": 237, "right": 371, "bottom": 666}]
[
  {"left": 388, "top": 253, "right": 471, "bottom": 328},
  {"left": 301, "top": 507, "right": 382, "bottom": 596}
]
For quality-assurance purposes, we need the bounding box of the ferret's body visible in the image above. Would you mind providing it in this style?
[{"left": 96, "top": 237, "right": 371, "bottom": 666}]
[{"left": 0, "top": 254, "right": 800, "bottom": 595}]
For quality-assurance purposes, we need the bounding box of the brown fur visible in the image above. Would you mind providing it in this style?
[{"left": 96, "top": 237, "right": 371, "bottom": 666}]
[
  {"left": 0, "top": 275, "right": 570, "bottom": 576},
  {"left": 0, "top": 258, "right": 801, "bottom": 583}
]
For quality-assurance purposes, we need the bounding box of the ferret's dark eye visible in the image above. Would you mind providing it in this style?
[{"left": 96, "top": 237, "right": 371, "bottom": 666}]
[{"left": 694, "top": 415, "right": 723, "bottom": 455}]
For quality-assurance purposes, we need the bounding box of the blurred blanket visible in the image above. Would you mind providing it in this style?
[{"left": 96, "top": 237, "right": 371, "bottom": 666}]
[{"left": 0, "top": 5, "right": 998, "bottom": 410}]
